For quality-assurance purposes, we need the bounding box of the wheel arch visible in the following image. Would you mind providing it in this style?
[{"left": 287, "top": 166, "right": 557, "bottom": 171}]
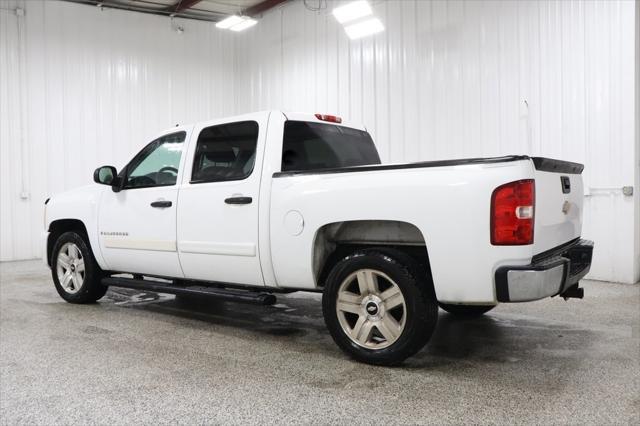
[
  {"left": 47, "top": 219, "right": 89, "bottom": 266},
  {"left": 312, "top": 220, "right": 434, "bottom": 291}
]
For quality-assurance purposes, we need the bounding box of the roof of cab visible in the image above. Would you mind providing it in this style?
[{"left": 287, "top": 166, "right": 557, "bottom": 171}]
[{"left": 157, "top": 110, "right": 367, "bottom": 137}]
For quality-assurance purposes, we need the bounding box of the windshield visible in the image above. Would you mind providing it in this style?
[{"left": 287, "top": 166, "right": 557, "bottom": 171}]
[{"left": 281, "top": 121, "right": 380, "bottom": 172}]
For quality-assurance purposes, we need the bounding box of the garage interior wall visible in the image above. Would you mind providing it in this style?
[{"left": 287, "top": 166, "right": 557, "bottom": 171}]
[
  {"left": 0, "top": 0, "right": 236, "bottom": 261},
  {"left": 236, "top": 0, "right": 639, "bottom": 284},
  {"left": 1, "top": 0, "right": 638, "bottom": 284}
]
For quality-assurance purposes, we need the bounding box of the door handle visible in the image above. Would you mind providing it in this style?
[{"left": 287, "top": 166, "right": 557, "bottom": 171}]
[
  {"left": 150, "top": 200, "right": 172, "bottom": 208},
  {"left": 225, "top": 196, "right": 252, "bottom": 205}
]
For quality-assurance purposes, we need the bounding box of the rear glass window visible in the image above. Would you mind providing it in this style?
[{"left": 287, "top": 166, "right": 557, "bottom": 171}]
[{"left": 281, "top": 121, "right": 380, "bottom": 172}]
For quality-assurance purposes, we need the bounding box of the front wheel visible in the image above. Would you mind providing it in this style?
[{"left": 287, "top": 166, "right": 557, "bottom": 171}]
[
  {"left": 322, "top": 248, "right": 438, "bottom": 366},
  {"left": 51, "top": 231, "right": 108, "bottom": 304},
  {"left": 438, "top": 302, "right": 495, "bottom": 317}
]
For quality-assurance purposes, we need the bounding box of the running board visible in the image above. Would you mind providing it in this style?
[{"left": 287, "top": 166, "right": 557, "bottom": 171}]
[{"left": 102, "top": 277, "right": 276, "bottom": 306}]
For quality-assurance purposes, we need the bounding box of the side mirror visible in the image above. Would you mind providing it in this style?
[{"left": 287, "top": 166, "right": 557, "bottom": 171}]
[{"left": 93, "top": 166, "right": 117, "bottom": 186}]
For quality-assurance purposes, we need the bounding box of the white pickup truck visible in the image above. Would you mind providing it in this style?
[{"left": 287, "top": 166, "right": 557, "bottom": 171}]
[{"left": 44, "top": 111, "right": 593, "bottom": 365}]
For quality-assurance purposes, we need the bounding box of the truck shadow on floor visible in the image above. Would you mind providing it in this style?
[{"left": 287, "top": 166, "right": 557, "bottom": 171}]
[{"left": 105, "top": 288, "right": 595, "bottom": 369}]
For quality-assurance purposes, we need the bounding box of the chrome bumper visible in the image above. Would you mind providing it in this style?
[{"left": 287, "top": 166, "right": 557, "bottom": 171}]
[{"left": 495, "top": 239, "right": 594, "bottom": 302}]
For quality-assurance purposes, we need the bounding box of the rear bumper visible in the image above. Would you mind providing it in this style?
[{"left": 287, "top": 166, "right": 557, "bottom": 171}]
[{"left": 495, "top": 239, "right": 594, "bottom": 302}]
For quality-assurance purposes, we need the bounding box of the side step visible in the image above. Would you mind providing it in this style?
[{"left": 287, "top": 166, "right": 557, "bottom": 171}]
[{"left": 102, "top": 277, "right": 276, "bottom": 306}]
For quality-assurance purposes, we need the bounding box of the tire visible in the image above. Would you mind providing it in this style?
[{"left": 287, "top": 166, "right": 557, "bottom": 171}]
[
  {"left": 51, "top": 231, "right": 108, "bottom": 304},
  {"left": 438, "top": 302, "right": 495, "bottom": 317},
  {"left": 322, "top": 248, "right": 438, "bottom": 366}
]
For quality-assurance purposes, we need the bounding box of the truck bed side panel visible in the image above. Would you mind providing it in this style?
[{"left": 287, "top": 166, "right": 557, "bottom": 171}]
[{"left": 269, "top": 159, "right": 536, "bottom": 304}]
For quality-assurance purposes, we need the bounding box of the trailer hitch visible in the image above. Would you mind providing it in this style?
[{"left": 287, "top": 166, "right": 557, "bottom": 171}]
[{"left": 561, "top": 284, "right": 584, "bottom": 300}]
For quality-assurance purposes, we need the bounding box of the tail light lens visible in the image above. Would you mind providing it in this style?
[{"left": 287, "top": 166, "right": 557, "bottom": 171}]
[{"left": 491, "top": 179, "right": 535, "bottom": 245}]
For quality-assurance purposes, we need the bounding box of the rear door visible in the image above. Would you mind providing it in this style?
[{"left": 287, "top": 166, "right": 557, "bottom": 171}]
[
  {"left": 177, "top": 113, "right": 269, "bottom": 286},
  {"left": 531, "top": 158, "right": 584, "bottom": 254}
]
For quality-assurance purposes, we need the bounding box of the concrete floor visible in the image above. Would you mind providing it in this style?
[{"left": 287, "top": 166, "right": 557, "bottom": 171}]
[{"left": 0, "top": 260, "right": 638, "bottom": 425}]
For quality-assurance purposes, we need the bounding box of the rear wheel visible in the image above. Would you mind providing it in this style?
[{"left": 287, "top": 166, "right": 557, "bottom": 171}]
[
  {"left": 438, "top": 302, "right": 495, "bottom": 317},
  {"left": 322, "top": 248, "right": 438, "bottom": 366},
  {"left": 51, "top": 231, "right": 108, "bottom": 303}
]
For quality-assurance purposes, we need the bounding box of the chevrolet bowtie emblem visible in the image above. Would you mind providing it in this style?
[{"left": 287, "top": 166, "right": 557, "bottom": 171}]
[{"left": 562, "top": 201, "right": 571, "bottom": 215}]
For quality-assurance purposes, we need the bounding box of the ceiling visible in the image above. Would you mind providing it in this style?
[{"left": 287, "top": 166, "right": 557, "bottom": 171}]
[{"left": 64, "top": 0, "right": 287, "bottom": 23}]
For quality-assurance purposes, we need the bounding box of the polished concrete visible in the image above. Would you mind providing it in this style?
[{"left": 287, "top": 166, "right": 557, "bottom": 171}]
[{"left": 1, "top": 260, "right": 638, "bottom": 425}]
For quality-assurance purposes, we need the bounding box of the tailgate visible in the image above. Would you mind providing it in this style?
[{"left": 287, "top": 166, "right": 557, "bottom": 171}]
[{"left": 532, "top": 157, "right": 584, "bottom": 254}]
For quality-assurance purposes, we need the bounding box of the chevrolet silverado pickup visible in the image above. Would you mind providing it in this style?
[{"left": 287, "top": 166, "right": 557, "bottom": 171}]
[{"left": 43, "top": 111, "right": 594, "bottom": 365}]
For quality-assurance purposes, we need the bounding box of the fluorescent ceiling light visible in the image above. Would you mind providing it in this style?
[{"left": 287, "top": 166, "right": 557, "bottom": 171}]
[
  {"left": 216, "top": 15, "right": 244, "bottom": 29},
  {"left": 332, "top": 0, "right": 372, "bottom": 24},
  {"left": 230, "top": 18, "right": 257, "bottom": 32},
  {"left": 344, "top": 17, "right": 384, "bottom": 39}
]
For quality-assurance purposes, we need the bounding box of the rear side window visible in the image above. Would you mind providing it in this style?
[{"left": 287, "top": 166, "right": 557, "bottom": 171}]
[
  {"left": 281, "top": 121, "right": 380, "bottom": 172},
  {"left": 191, "top": 121, "right": 259, "bottom": 183}
]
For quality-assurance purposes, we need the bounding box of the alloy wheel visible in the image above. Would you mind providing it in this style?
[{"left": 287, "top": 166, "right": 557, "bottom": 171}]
[
  {"left": 335, "top": 268, "right": 407, "bottom": 349},
  {"left": 56, "top": 242, "right": 85, "bottom": 294}
]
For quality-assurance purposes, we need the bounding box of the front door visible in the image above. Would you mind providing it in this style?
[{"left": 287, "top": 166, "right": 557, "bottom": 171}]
[
  {"left": 177, "top": 114, "right": 268, "bottom": 286},
  {"left": 98, "top": 128, "right": 190, "bottom": 278}
]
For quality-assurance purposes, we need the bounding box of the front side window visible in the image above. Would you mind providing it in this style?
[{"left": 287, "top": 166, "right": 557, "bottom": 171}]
[
  {"left": 125, "top": 132, "right": 185, "bottom": 189},
  {"left": 191, "top": 121, "right": 259, "bottom": 183},
  {"left": 281, "top": 121, "right": 380, "bottom": 172}
]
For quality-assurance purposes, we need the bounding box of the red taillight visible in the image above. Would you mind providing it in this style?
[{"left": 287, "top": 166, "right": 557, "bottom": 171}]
[
  {"left": 491, "top": 179, "right": 535, "bottom": 245},
  {"left": 315, "top": 113, "right": 342, "bottom": 123}
]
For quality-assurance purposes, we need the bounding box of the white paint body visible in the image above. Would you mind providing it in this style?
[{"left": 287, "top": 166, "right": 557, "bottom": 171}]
[{"left": 44, "top": 111, "right": 585, "bottom": 304}]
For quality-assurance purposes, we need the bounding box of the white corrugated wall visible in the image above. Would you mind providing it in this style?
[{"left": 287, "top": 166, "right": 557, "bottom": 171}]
[
  {"left": 234, "top": 0, "right": 639, "bottom": 284},
  {"left": 1, "top": 0, "right": 638, "bottom": 284},
  {"left": 0, "top": 0, "right": 236, "bottom": 261}
]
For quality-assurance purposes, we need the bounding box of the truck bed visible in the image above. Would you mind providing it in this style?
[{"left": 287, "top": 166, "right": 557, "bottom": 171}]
[{"left": 270, "top": 154, "right": 585, "bottom": 304}]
